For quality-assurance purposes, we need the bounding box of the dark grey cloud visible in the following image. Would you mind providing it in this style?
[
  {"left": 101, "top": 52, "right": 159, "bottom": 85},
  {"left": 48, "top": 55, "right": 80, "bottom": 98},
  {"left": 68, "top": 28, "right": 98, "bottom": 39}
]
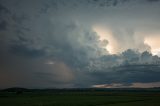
[
  {"left": 0, "top": 3, "right": 10, "bottom": 31},
  {"left": 10, "top": 44, "right": 46, "bottom": 58},
  {"left": 147, "top": 0, "right": 160, "bottom": 2},
  {"left": 0, "top": 3, "right": 9, "bottom": 13},
  {"left": 0, "top": 0, "right": 160, "bottom": 88},
  {"left": 74, "top": 64, "right": 160, "bottom": 87},
  {"left": 73, "top": 50, "right": 160, "bottom": 87},
  {"left": 0, "top": 20, "right": 7, "bottom": 30}
]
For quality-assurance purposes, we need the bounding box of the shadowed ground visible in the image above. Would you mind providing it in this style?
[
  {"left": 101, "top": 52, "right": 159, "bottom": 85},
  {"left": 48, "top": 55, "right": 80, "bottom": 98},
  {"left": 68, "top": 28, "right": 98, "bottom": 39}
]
[{"left": 0, "top": 89, "right": 160, "bottom": 106}]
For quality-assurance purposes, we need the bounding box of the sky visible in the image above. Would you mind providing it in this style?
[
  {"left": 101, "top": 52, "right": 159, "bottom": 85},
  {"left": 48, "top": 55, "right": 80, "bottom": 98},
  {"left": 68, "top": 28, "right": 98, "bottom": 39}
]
[{"left": 0, "top": 0, "right": 160, "bottom": 88}]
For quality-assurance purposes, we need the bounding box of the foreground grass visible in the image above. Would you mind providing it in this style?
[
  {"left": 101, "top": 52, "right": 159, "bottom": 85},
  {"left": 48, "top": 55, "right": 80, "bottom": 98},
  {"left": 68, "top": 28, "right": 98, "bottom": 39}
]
[{"left": 0, "top": 91, "right": 160, "bottom": 106}]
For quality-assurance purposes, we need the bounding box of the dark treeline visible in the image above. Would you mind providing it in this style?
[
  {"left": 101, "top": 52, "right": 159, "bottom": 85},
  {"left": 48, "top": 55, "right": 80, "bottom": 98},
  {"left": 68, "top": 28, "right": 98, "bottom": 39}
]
[{"left": 1, "top": 87, "right": 160, "bottom": 93}]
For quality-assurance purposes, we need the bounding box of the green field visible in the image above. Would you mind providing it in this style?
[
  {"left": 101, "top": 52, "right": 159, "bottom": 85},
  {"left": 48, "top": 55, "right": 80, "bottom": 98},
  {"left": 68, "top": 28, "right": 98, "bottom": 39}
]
[{"left": 0, "top": 90, "right": 160, "bottom": 106}]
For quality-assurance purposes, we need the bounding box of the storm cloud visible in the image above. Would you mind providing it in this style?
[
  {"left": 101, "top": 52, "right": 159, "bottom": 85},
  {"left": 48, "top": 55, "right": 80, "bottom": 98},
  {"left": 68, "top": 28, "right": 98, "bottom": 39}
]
[{"left": 0, "top": 0, "right": 160, "bottom": 88}]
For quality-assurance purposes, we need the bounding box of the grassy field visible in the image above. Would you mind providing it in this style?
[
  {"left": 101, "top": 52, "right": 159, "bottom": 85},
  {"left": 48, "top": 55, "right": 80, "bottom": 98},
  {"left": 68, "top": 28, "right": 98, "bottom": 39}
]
[{"left": 0, "top": 89, "right": 160, "bottom": 106}]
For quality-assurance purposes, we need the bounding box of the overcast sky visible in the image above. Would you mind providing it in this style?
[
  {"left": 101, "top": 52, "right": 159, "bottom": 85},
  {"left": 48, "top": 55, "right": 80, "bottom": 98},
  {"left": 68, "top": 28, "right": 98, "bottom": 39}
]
[{"left": 0, "top": 0, "right": 160, "bottom": 88}]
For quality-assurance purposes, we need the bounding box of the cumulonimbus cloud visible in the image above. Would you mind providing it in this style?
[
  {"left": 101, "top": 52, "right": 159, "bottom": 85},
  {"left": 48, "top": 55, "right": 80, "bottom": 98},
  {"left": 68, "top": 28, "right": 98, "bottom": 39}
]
[{"left": 0, "top": 0, "right": 160, "bottom": 88}]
